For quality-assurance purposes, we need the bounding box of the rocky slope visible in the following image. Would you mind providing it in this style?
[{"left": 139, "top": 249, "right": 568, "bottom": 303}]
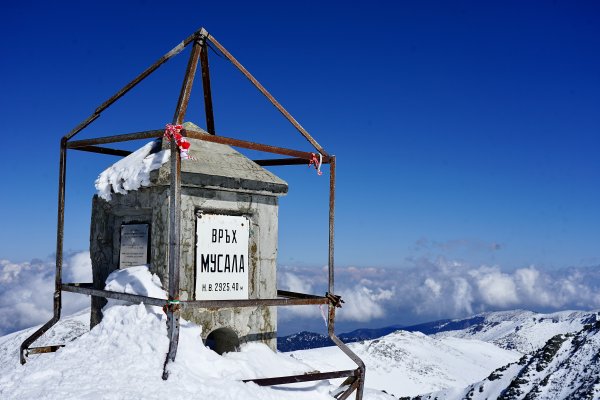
[
  {"left": 431, "top": 309, "right": 598, "bottom": 353},
  {"left": 419, "top": 320, "right": 600, "bottom": 399}
]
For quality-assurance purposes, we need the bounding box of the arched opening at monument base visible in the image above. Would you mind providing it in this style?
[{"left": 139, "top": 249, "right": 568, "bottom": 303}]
[{"left": 205, "top": 327, "right": 240, "bottom": 355}]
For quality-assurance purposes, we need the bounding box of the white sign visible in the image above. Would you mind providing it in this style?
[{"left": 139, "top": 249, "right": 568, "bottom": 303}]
[
  {"left": 119, "top": 224, "right": 149, "bottom": 268},
  {"left": 195, "top": 214, "right": 249, "bottom": 300}
]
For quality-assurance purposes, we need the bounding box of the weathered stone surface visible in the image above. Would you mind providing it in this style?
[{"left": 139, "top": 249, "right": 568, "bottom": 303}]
[{"left": 153, "top": 122, "right": 288, "bottom": 196}]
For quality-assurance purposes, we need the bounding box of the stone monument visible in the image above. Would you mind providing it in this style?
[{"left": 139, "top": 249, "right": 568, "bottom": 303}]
[{"left": 90, "top": 122, "right": 287, "bottom": 352}]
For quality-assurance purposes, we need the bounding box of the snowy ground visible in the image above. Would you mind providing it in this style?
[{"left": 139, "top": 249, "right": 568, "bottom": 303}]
[
  {"left": 0, "top": 266, "right": 523, "bottom": 399},
  {"left": 433, "top": 309, "right": 592, "bottom": 353},
  {"left": 0, "top": 267, "right": 392, "bottom": 400},
  {"left": 289, "top": 330, "right": 520, "bottom": 398}
]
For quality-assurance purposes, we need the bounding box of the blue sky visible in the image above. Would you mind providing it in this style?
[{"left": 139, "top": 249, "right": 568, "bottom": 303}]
[{"left": 0, "top": 0, "right": 599, "bottom": 272}]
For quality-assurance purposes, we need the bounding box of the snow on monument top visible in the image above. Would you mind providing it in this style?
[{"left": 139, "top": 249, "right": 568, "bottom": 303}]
[
  {"left": 95, "top": 122, "right": 288, "bottom": 201},
  {"left": 95, "top": 140, "right": 169, "bottom": 201}
]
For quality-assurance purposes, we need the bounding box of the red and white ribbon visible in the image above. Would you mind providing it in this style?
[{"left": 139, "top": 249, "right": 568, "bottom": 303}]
[
  {"left": 164, "top": 124, "right": 195, "bottom": 160},
  {"left": 309, "top": 152, "right": 323, "bottom": 176}
]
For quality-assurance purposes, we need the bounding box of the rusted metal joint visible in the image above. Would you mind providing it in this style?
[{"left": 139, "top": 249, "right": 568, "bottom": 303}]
[
  {"left": 195, "top": 32, "right": 207, "bottom": 46},
  {"left": 326, "top": 292, "right": 344, "bottom": 308},
  {"left": 163, "top": 297, "right": 181, "bottom": 313}
]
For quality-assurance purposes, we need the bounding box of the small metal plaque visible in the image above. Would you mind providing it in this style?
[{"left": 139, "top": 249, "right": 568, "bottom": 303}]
[
  {"left": 196, "top": 214, "right": 249, "bottom": 300},
  {"left": 119, "top": 224, "right": 149, "bottom": 268}
]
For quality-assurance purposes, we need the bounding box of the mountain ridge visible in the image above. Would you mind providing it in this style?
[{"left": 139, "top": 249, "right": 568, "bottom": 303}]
[
  {"left": 278, "top": 309, "right": 599, "bottom": 353},
  {"left": 418, "top": 320, "right": 600, "bottom": 399},
  {"left": 4, "top": 304, "right": 600, "bottom": 399}
]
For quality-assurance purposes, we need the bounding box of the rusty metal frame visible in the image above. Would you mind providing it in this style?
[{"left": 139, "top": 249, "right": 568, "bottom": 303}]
[{"left": 20, "top": 27, "right": 364, "bottom": 400}]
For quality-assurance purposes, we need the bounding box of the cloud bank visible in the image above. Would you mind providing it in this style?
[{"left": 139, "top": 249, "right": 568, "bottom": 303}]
[
  {"left": 278, "top": 259, "right": 600, "bottom": 327},
  {"left": 2, "top": 253, "right": 600, "bottom": 336},
  {"left": 0, "top": 252, "right": 92, "bottom": 336}
]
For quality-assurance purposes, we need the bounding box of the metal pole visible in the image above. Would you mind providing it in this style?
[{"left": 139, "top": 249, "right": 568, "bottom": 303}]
[
  {"left": 173, "top": 38, "right": 203, "bottom": 125},
  {"left": 162, "top": 135, "right": 182, "bottom": 380},
  {"left": 71, "top": 145, "right": 132, "bottom": 157},
  {"left": 206, "top": 33, "right": 328, "bottom": 157},
  {"left": 163, "top": 37, "right": 202, "bottom": 380},
  {"left": 200, "top": 40, "right": 215, "bottom": 134},
  {"left": 184, "top": 129, "right": 324, "bottom": 161},
  {"left": 328, "top": 156, "right": 336, "bottom": 297},
  {"left": 20, "top": 138, "right": 68, "bottom": 363},
  {"left": 64, "top": 29, "right": 202, "bottom": 142},
  {"left": 326, "top": 156, "right": 365, "bottom": 400},
  {"left": 67, "top": 130, "right": 165, "bottom": 148},
  {"left": 55, "top": 138, "right": 67, "bottom": 318}
]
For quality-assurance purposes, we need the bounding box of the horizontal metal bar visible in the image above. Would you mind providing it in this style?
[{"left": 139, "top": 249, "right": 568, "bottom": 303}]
[
  {"left": 277, "top": 290, "right": 327, "bottom": 300},
  {"left": 67, "top": 130, "right": 163, "bottom": 148},
  {"left": 27, "top": 345, "right": 65, "bottom": 355},
  {"left": 67, "top": 127, "right": 329, "bottom": 162},
  {"left": 71, "top": 145, "right": 132, "bottom": 157},
  {"left": 184, "top": 129, "right": 328, "bottom": 161},
  {"left": 243, "top": 369, "right": 358, "bottom": 386},
  {"left": 253, "top": 157, "right": 326, "bottom": 166},
  {"left": 61, "top": 283, "right": 166, "bottom": 307},
  {"left": 181, "top": 296, "right": 328, "bottom": 309},
  {"left": 62, "top": 283, "right": 329, "bottom": 308}
]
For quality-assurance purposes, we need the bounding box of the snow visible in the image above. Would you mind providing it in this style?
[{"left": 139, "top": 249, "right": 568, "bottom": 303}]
[
  {"left": 4, "top": 262, "right": 590, "bottom": 399},
  {"left": 10, "top": 266, "right": 583, "bottom": 399},
  {"left": 423, "top": 323, "right": 600, "bottom": 399},
  {"left": 104, "top": 265, "right": 166, "bottom": 300},
  {"left": 289, "top": 330, "right": 520, "bottom": 397},
  {"left": 427, "top": 361, "right": 524, "bottom": 400},
  {"left": 1, "top": 304, "right": 334, "bottom": 399},
  {"left": 0, "top": 266, "right": 394, "bottom": 400},
  {"left": 95, "top": 140, "right": 169, "bottom": 201},
  {"left": 433, "top": 309, "right": 593, "bottom": 353}
]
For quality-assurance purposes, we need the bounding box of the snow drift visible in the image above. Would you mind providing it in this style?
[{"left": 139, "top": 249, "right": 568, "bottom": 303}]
[{"left": 0, "top": 266, "right": 393, "bottom": 400}]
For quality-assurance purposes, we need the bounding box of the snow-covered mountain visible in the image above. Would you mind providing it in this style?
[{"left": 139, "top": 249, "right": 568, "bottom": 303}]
[
  {"left": 281, "top": 310, "right": 600, "bottom": 398},
  {"left": 420, "top": 320, "right": 600, "bottom": 399},
  {"left": 289, "top": 330, "right": 520, "bottom": 398},
  {"left": 279, "top": 310, "right": 598, "bottom": 354},
  {"left": 0, "top": 307, "right": 518, "bottom": 399},
  {"left": 2, "top": 265, "right": 597, "bottom": 399},
  {"left": 278, "top": 325, "right": 404, "bottom": 352},
  {"left": 0, "top": 267, "right": 516, "bottom": 399},
  {"left": 431, "top": 310, "right": 598, "bottom": 353}
]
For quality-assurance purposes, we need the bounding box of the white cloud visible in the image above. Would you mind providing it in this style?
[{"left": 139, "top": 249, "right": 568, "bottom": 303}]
[
  {"left": 471, "top": 267, "right": 519, "bottom": 307},
  {"left": 278, "top": 259, "right": 600, "bottom": 328},
  {"left": 278, "top": 271, "right": 321, "bottom": 320},
  {"left": 280, "top": 271, "right": 313, "bottom": 294},
  {"left": 337, "top": 286, "right": 395, "bottom": 322},
  {"left": 4, "top": 252, "right": 600, "bottom": 336},
  {"left": 424, "top": 278, "right": 442, "bottom": 298},
  {"left": 65, "top": 252, "right": 92, "bottom": 283},
  {"left": 451, "top": 277, "right": 474, "bottom": 316},
  {"left": 0, "top": 252, "right": 92, "bottom": 335}
]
